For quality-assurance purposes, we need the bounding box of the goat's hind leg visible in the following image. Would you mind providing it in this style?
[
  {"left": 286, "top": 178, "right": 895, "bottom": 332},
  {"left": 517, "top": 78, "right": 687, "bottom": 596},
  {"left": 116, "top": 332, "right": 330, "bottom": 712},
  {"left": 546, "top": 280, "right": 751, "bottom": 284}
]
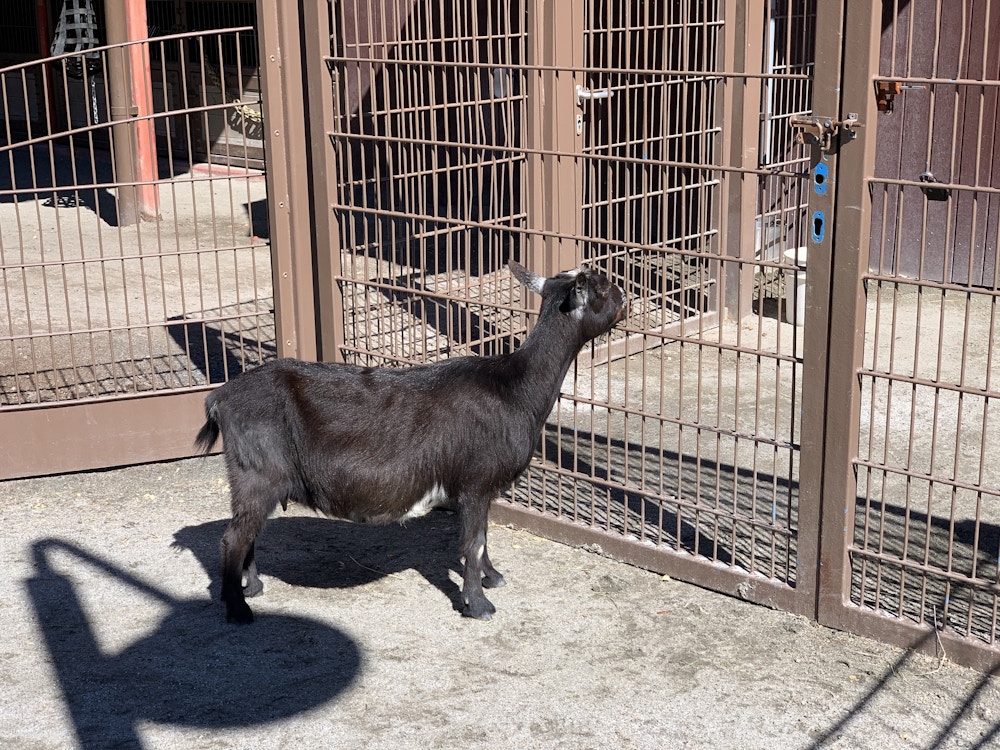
[
  {"left": 481, "top": 546, "right": 506, "bottom": 589},
  {"left": 220, "top": 481, "right": 278, "bottom": 623},
  {"left": 221, "top": 518, "right": 259, "bottom": 624},
  {"left": 242, "top": 541, "right": 264, "bottom": 597}
]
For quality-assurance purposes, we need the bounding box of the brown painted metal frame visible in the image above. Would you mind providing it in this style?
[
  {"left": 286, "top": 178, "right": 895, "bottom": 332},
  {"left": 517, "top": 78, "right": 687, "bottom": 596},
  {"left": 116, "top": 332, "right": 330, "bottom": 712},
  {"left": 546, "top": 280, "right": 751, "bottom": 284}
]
[
  {"left": 814, "top": 1, "right": 1000, "bottom": 672},
  {"left": 0, "top": 23, "right": 288, "bottom": 478}
]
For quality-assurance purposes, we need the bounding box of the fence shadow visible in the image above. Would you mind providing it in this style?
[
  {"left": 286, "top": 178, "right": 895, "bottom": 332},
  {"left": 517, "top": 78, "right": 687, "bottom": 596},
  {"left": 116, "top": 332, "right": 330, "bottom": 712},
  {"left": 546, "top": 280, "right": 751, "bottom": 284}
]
[
  {"left": 808, "top": 628, "right": 1000, "bottom": 750},
  {"left": 0, "top": 142, "right": 119, "bottom": 225},
  {"left": 27, "top": 538, "right": 361, "bottom": 749},
  {"left": 532, "top": 423, "right": 802, "bottom": 573}
]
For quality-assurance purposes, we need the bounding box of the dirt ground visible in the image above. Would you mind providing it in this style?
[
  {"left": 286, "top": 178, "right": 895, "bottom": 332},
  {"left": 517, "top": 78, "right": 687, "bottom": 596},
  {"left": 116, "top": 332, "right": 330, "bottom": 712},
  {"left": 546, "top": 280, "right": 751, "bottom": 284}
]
[{"left": 2, "top": 455, "right": 999, "bottom": 750}]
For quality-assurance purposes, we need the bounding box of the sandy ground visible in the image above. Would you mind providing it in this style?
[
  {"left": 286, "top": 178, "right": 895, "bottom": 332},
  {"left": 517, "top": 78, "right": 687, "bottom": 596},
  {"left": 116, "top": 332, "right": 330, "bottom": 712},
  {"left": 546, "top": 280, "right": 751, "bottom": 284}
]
[{"left": 2, "top": 455, "right": 999, "bottom": 750}]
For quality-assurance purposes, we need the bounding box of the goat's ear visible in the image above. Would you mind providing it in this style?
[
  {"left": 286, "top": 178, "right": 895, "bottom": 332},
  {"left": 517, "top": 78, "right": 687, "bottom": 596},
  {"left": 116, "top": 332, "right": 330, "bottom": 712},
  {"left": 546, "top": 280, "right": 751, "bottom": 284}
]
[
  {"left": 509, "top": 260, "right": 546, "bottom": 294},
  {"left": 559, "top": 270, "right": 590, "bottom": 313}
]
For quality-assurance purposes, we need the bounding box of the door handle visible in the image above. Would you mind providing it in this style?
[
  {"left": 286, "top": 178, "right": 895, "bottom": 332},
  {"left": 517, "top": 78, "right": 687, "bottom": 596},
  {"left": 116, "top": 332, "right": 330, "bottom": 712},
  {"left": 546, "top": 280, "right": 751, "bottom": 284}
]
[{"left": 576, "top": 84, "right": 613, "bottom": 106}]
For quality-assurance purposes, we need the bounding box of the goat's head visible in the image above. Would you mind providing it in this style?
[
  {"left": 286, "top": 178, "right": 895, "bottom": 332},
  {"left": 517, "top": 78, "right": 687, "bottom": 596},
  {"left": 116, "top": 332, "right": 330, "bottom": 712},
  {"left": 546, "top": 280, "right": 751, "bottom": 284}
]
[{"left": 509, "top": 260, "right": 627, "bottom": 340}]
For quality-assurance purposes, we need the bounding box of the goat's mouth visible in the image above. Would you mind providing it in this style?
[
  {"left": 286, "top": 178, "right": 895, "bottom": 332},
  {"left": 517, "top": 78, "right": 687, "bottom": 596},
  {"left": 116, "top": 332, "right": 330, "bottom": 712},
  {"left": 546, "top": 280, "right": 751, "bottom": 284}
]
[{"left": 613, "top": 295, "right": 629, "bottom": 326}]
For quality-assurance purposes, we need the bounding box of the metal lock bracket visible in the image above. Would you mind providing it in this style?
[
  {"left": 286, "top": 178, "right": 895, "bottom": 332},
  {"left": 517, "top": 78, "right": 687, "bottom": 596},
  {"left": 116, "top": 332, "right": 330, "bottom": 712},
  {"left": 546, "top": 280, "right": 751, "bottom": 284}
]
[
  {"left": 875, "top": 80, "right": 926, "bottom": 114},
  {"left": 790, "top": 113, "right": 861, "bottom": 152}
]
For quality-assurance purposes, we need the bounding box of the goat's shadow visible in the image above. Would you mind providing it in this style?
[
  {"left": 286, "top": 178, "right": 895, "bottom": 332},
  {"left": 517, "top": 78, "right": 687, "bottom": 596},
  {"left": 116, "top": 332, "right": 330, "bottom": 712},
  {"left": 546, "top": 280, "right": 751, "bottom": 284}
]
[
  {"left": 173, "top": 510, "right": 466, "bottom": 614},
  {"left": 28, "top": 539, "right": 361, "bottom": 748}
]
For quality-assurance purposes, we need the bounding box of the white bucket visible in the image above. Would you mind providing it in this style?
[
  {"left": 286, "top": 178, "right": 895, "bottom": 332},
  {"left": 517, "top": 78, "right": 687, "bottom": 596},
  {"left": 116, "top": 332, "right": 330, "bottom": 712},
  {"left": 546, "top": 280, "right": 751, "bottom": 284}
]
[{"left": 783, "top": 247, "right": 807, "bottom": 325}]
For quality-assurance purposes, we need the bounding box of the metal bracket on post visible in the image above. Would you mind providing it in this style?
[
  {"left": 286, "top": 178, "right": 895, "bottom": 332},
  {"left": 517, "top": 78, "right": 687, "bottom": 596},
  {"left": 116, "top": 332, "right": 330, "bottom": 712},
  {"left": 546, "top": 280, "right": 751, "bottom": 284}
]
[
  {"left": 874, "top": 80, "right": 926, "bottom": 114},
  {"left": 790, "top": 113, "right": 861, "bottom": 152}
]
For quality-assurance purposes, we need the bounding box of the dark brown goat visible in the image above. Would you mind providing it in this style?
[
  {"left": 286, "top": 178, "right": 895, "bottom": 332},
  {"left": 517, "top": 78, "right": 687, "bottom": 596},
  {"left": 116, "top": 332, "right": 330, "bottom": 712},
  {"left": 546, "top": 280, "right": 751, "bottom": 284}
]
[{"left": 196, "top": 261, "right": 626, "bottom": 623}]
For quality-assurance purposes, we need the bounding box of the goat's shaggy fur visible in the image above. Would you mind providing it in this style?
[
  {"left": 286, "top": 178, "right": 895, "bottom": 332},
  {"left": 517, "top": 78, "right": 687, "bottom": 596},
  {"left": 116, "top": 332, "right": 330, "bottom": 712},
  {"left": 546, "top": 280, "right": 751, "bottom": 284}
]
[{"left": 196, "top": 261, "right": 626, "bottom": 623}]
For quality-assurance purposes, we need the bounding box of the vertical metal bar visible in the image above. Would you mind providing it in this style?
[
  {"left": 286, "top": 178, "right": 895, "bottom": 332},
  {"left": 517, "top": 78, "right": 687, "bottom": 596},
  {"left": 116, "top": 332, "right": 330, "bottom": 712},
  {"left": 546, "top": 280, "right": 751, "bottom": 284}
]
[
  {"left": 255, "top": 0, "right": 318, "bottom": 361},
  {"left": 722, "top": 0, "right": 763, "bottom": 322},
  {"left": 813, "top": 0, "right": 882, "bottom": 624}
]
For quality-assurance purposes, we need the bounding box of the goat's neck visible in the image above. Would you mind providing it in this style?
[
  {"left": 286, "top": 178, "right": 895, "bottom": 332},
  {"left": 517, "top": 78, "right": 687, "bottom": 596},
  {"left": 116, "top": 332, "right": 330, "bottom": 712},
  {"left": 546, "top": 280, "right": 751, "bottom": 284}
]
[{"left": 509, "top": 312, "right": 588, "bottom": 421}]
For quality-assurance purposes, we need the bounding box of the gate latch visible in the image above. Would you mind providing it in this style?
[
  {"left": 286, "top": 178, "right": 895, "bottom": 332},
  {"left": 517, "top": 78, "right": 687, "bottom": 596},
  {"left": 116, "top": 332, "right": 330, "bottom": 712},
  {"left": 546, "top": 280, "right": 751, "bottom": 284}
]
[
  {"left": 875, "top": 80, "right": 926, "bottom": 114},
  {"left": 575, "top": 84, "right": 613, "bottom": 106},
  {"left": 790, "top": 113, "right": 861, "bottom": 152}
]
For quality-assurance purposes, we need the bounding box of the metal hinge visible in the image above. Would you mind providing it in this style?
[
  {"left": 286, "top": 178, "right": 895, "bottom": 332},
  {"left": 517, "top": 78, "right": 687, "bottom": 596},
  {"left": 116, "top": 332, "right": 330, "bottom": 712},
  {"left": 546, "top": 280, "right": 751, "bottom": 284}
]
[{"left": 790, "top": 113, "right": 861, "bottom": 152}]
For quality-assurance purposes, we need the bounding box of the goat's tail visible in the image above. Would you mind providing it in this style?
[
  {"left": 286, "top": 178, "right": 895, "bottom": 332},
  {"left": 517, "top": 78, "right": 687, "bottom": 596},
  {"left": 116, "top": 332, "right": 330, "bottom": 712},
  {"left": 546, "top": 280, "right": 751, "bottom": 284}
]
[{"left": 194, "top": 400, "right": 221, "bottom": 455}]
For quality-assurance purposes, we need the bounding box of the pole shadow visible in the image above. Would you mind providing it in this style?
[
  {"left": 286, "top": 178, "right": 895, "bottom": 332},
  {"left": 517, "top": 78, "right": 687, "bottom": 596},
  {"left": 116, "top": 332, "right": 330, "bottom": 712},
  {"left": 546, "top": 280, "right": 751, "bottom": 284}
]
[
  {"left": 0, "top": 142, "right": 120, "bottom": 225},
  {"left": 27, "top": 538, "right": 362, "bottom": 749},
  {"left": 807, "top": 628, "right": 1000, "bottom": 750}
]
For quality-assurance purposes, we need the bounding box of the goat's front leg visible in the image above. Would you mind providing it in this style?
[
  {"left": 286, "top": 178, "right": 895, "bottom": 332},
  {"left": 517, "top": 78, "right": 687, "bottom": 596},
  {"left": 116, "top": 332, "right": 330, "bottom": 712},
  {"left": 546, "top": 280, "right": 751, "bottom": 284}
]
[{"left": 458, "top": 495, "right": 497, "bottom": 620}]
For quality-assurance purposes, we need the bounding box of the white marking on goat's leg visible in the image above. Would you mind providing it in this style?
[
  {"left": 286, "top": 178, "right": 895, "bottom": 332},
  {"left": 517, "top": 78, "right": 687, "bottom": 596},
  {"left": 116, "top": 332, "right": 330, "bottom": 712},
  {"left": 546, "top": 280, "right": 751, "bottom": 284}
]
[{"left": 458, "top": 498, "right": 495, "bottom": 620}]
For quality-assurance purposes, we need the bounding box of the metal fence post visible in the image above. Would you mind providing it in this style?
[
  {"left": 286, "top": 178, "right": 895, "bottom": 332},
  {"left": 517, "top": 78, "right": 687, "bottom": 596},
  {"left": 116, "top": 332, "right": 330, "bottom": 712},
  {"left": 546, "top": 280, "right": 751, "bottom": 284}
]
[
  {"left": 300, "top": 0, "right": 347, "bottom": 364},
  {"left": 525, "top": 0, "right": 584, "bottom": 277},
  {"left": 104, "top": 0, "right": 139, "bottom": 226},
  {"left": 256, "top": 0, "right": 318, "bottom": 361},
  {"left": 809, "top": 0, "right": 880, "bottom": 624}
]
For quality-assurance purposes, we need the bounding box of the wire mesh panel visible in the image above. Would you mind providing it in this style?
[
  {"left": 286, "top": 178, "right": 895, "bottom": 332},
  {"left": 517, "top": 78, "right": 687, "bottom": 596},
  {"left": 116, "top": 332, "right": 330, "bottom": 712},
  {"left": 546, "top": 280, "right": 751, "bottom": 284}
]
[
  {"left": 505, "top": 0, "right": 817, "bottom": 595},
  {"left": 318, "top": 0, "right": 819, "bottom": 600},
  {"left": 327, "top": 0, "right": 530, "bottom": 365},
  {"left": 0, "top": 28, "right": 273, "bottom": 473},
  {"left": 578, "top": 0, "right": 724, "bottom": 343},
  {"left": 852, "top": 0, "right": 1000, "bottom": 647}
]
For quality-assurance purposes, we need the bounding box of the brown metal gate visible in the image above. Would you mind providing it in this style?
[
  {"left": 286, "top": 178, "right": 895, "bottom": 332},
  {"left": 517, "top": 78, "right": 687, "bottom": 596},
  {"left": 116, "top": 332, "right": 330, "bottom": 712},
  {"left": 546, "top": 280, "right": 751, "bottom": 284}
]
[
  {"left": 284, "top": 0, "right": 1000, "bottom": 669},
  {"left": 0, "top": 17, "right": 281, "bottom": 478},
  {"left": 816, "top": 0, "right": 1000, "bottom": 670},
  {"left": 295, "top": 0, "right": 821, "bottom": 620}
]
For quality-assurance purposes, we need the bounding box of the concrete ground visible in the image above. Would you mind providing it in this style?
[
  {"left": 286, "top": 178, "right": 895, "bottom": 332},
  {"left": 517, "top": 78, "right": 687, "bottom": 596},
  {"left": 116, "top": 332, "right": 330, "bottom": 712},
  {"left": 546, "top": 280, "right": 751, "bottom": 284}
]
[{"left": 2, "top": 455, "right": 999, "bottom": 750}]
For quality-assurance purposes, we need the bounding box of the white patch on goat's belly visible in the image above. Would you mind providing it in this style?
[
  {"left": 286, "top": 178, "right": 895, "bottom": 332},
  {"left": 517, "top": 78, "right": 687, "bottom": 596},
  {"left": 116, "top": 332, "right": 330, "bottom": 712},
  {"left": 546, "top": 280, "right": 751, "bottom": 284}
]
[{"left": 400, "top": 484, "right": 449, "bottom": 520}]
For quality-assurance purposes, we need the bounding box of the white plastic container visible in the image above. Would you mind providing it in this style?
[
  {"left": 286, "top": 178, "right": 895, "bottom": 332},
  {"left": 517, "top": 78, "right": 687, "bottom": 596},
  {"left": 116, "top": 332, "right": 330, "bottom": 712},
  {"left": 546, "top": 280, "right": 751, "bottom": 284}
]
[{"left": 783, "top": 247, "right": 808, "bottom": 325}]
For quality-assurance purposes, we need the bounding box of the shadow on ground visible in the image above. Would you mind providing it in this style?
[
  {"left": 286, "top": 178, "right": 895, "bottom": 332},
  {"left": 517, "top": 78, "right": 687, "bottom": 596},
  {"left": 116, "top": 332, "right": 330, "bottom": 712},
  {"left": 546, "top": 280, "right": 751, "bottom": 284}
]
[
  {"left": 27, "top": 538, "right": 361, "bottom": 748},
  {"left": 173, "top": 510, "right": 467, "bottom": 615},
  {"left": 808, "top": 627, "right": 1000, "bottom": 750}
]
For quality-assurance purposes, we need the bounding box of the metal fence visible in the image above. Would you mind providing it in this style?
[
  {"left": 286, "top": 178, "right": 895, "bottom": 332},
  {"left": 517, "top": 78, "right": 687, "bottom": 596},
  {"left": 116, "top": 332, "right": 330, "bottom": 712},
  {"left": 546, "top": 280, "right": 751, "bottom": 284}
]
[
  {"left": 0, "top": 25, "right": 273, "bottom": 474},
  {"left": 832, "top": 0, "right": 1000, "bottom": 661},
  {"left": 307, "top": 0, "right": 818, "bottom": 617},
  {"left": 3, "top": 0, "right": 999, "bottom": 671}
]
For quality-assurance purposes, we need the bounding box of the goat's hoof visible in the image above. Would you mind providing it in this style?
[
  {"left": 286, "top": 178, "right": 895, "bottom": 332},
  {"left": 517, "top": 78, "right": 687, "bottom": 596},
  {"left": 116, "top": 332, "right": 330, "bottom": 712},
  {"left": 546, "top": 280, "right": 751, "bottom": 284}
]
[
  {"left": 225, "top": 601, "right": 255, "bottom": 624},
  {"left": 482, "top": 572, "right": 507, "bottom": 589},
  {"left": 462, "top": 597, "right": 496, "bottom": 621}
]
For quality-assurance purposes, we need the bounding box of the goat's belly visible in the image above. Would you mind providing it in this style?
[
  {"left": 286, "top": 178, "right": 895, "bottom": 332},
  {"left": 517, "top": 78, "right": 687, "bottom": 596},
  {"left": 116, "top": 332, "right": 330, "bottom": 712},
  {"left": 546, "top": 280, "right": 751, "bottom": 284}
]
[
  {"left": 319, "top": 483, "right": 454, "bottom": 524},
  {"left": 398, "top": 484, "right": 452, "bottom": 520}
]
